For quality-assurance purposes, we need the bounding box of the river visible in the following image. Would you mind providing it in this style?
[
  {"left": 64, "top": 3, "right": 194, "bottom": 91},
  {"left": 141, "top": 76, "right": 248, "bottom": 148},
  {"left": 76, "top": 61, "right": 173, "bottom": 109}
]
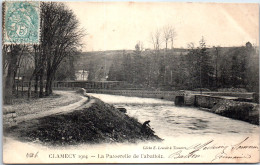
[{"left": 88, "top": 93, "right": 259, "bottom": 139}]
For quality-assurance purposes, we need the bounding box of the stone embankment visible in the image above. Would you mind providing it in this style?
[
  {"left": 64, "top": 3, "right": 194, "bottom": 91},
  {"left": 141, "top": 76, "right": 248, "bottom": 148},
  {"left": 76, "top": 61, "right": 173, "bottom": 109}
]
[
  {"left": 212, "top": 100, "right": 259, "bottom": 125},
  {"left": 176, "top": 92, "right": 259, "bottom": 125},
  {"left": 3, "top": 110, "right": 17, "bottom": 127}
]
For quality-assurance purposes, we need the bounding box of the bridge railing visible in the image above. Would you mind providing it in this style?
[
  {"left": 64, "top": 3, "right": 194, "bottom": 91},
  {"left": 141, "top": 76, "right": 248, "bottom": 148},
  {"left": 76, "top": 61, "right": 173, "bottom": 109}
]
[{"left": 85, "top": 89, "right": 184, "bottom": 101}]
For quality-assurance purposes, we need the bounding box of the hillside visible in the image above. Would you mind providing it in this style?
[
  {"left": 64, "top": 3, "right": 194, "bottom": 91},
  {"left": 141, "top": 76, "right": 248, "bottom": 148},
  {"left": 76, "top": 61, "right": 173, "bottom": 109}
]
[
  {"left": 74, "top": 48, "right": 189, "bottom": 81},
  {"left": 75, "top": 50, "right": 133, "bottom": 70},
  {"left": 74, "top": 46, "right": 259, "bottom": 83},
  {"left": 74, "top": 50, "right": 133, "bottom": 81}
]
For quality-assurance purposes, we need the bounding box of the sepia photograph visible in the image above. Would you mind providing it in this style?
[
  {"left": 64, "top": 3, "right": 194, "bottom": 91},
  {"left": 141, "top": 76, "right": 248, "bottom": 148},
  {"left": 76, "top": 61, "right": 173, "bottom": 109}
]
[{"left": 2, "top": 1, "right": 259, "bottom": 163}]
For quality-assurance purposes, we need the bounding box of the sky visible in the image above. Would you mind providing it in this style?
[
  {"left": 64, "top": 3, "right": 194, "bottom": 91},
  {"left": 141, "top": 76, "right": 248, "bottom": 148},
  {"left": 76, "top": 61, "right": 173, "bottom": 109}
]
[{"left": 66, "top": 2, "right": 259, "bottom": 51}]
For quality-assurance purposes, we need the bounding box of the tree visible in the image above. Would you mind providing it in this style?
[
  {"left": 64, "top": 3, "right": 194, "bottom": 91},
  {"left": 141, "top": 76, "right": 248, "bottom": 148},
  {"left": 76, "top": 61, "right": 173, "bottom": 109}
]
[
  {"left": 150, "top": 29, "right": 162, "bottom": 51},
  {"left": 27, "top": 44, "right": 42, "bottom": 99},
  {"left": 186, "top": 42, "right": 200, "bottom": 89},
  {"left": 162, "top": 25, "right": 176, "bottom": 50},
  {"left": 185, "top": 37, "right": 214, "bottom": 90},
  {"left": 198, "top": 37, "right": 214, "bottom": 88},
  {"left": 108, "top": 55, "right": 124, "bottom": 81},
  {"left": 213, "top": 46, "right": 220, "bottom": 87},
  {"left": 245, "top": 42, "right": 259, "bottom": 93},
  {"left": 3, "top": 43, "right": 30, "bottom": 103},
  {"left": 41, "top": 2, "right": 84, "bottom": 95},
  {"left": 161, "top": 25, "right": 177, "bottom": 85},
  {"left": 55, "top": 55, "right": 76, "bottom": 81},
  {"left": 87, "top": 61, "right": 95, "bottom": 81},
  {"left": 121, "top": 53, "right": 133, "bottom": 83},
  {"left": 132, "top": 43, "right": 143, "bottom": 84},
  {"left": 162, "top": 25, "right": 171, "bottom": 50},
  {"left": 169, "top": 27, "right": 176, "bottom": 49},
  {"left": 4, "top": 45, "right": 20, "bottom": 104}
]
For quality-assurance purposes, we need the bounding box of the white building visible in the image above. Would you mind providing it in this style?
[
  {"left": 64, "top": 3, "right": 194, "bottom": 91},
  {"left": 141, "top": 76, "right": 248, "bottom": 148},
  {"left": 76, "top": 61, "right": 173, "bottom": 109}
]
[{"left": 75, "top": 70, "right": 89, "bottom": 81}]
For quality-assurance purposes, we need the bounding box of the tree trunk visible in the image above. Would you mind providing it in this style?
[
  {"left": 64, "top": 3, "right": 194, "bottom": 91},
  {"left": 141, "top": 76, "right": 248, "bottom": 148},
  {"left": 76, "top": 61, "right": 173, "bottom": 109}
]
[
  {"left": 27, "top": 72, "right": 35, "bottom": 100},
  {"left": 215, "top": 48, "right": 219, "bottom": 88},
  {"left": 34, "top": 45, "right": 39, "bottom": 96},
  {"left": 45, "top": 70, "right": 55, "bottom": 96},
  {"left": 4, "top": 46, "right": 19, "bottom": 104},
  {"left": 27, "top": 80, "right": 32, "bottom": 100},
  {"left": 21, "top": 78, "right": 24, "bottom": 96},
  {"left": 5, "top": 63, "right": 14, "bottom": 104},
  {"left": 12, "top": 69, "right": 17, "bottom": 95},
  {"left": 45, "top": 72, "right": 51, "bottom": 96},
  {"left": 28, "top": 71, "right": 36, "bottom": 100},
  {"left": 39, "top": 69, "right": 44, "bottom": 98},
  {"left": 34, "top": 74, "right": 39, "bottom": 96},
  {"left": 16, "top": 80, "right": 19, "bottom": 97},
  {"left": 49, "top": 76, "right": 54, "bottom": 94},
  {"left": 46, "top": 77, "right": 54, "bottom": 95}
]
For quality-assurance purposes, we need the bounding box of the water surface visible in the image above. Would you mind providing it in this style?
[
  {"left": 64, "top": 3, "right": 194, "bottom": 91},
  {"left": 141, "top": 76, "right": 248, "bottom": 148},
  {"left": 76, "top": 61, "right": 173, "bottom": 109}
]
[{"left": 88, "top": 93, "right": 259, "bottom": 139}]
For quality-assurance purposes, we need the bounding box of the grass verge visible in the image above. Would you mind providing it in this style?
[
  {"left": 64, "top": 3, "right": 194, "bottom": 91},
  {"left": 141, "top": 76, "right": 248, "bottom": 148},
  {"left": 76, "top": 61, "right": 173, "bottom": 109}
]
[{"left": 5, "top": 97, "right": 162, "bottom": 146}]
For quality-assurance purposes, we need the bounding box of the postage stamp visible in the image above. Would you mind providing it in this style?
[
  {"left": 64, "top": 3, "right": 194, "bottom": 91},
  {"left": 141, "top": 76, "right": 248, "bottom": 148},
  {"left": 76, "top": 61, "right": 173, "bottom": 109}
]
[{"left": 4, "top": 1, "right": 40, "bottom": 44}]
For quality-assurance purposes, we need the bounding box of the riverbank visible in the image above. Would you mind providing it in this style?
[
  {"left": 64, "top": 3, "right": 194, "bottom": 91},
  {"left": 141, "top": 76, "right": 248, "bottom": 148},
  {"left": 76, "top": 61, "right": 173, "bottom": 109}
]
[
  {"left": 4, "top": 95, "right": 161, "bottom": 146},
  {"left": 212, "top": 100, "right": 259, "bottom": 125},
  {"left": 186, "top": 94, "right": 259, "bottom": 125}
]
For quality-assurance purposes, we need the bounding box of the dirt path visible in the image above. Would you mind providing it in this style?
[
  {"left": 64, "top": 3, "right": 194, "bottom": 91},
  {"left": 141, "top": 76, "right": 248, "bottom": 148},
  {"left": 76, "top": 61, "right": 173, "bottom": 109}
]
[{"left": 4, "top": 90, "right": 94, "bottom": 124}]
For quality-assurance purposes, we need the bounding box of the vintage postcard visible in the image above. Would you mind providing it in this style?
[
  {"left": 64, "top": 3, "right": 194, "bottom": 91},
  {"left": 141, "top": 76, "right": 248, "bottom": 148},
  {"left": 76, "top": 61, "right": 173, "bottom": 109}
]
[{"left": 2, "top": 1, "right": 259, "bottom": 164}]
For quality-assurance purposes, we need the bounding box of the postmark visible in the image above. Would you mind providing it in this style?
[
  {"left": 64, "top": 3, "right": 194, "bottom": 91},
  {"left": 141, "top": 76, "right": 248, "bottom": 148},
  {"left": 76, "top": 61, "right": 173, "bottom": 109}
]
[{"left": 4, "top": 1, "right": 40, "bottom": 44}]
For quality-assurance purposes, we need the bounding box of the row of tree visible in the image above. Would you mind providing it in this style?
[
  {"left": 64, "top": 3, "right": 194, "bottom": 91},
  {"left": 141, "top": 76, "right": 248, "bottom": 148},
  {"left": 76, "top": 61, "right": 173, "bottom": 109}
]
[
  {"left": 108, "top": 39, "right": 259, "bottom": 93},
  {"left": 3, "top": 2, "right": 83, "bottom": 104}
]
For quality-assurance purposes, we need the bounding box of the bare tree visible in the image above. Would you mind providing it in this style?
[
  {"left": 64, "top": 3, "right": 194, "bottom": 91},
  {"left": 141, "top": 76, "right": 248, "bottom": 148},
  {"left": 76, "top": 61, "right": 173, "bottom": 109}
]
[
  {"left": 162, "top": 25, "right": 176, "bottom": 50},
  {"left": 162, "top": 25, "right": 171, "bottom": 50},
  {"left": 136, "top": 41, "right": 144, "bottom": 51},
  {"left": 150, "top": 29, "right": 162, "bottom": 51},
  {"left": 169, "top": 27, "right": 176, "bottom": 49},
  {"left": 41, "top": 2, "right": 84, "bottom": 96},
  {"left": 187, "top": 42, "right": 195, "bottom": 49},
  {"left": 162, "top": 25, "right": 176, "bottom": 84}
]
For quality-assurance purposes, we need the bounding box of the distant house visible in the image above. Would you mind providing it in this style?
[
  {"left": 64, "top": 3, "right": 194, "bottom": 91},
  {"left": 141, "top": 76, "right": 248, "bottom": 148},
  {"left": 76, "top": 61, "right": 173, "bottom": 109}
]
[{"left": 75, "top": 70, "right": 89, "bottom": 81}]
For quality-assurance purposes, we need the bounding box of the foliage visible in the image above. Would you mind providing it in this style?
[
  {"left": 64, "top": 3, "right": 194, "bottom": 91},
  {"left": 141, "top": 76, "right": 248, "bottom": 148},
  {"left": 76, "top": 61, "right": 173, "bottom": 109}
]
[
  {"left": 107, "top": 40, "right": 258, "bottom": 92},
  {"left": 55, "top": 56, "right": 76, "bottom": 81}
]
